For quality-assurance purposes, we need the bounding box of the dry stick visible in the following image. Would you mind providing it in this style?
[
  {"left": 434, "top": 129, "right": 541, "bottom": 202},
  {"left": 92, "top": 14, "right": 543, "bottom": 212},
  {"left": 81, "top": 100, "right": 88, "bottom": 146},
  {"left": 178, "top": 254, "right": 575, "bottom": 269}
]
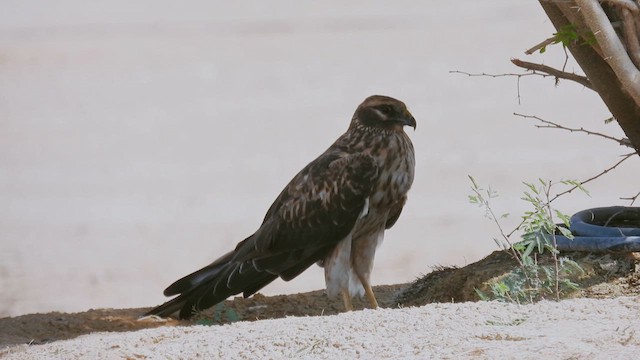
[
  {"left": 512, "top": 112, "right": 632, "bottom": 147},
  {"left": 450, "top": 69, "right": 567, "bottom": 104},
  {"left": 525, "top": 36, "right": 557, "bottom": 55},
  {"left": 550, "top": 152, "right": 636, "bottom": 202},
  {"left": 448, "top": 70, "right": 534, "bottom": 78},
  {"left": 514, "top": 111, "right": 638, "bottom": 212},
  {"left": 620, "top": 191, "right": 640, "bottom": 205},
  {"left": 511, "top": 59, "right": 593, "bottom": 89},
  {"left": 561, "top": 45, "right": 571, "bottom": 76}
]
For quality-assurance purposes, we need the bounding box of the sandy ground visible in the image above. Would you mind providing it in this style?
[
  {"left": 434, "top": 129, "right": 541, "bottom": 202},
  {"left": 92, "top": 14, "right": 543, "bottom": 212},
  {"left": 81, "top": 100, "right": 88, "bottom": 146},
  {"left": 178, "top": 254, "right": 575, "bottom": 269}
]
[
  {"left": 1, "top": 250, "right": 639, "bottom": 358},
  {"left": 2, "top": 0, "right": 640, "bottom": 329},
  {"left": 2, "top": 296, "right": 639, "bottom": 359}
]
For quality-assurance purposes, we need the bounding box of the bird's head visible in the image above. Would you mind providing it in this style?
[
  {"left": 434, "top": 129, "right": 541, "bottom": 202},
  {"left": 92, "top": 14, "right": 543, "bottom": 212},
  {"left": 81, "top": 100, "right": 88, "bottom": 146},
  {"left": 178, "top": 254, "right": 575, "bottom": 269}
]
[{"left": 351, "top": 95, "right": 417, "bottom": 132}]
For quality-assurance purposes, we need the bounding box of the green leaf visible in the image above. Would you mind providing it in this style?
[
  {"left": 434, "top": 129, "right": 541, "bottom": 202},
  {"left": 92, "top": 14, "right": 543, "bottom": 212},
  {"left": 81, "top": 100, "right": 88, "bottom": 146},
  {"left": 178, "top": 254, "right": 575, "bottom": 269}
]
[
  {"left": 562, "top": 279, "right": 580, "bottom": 290},
  {"left": 581, "top": 30, "right": 597, "bottom": 46},
  {"left": 475, "top": 288, "right": 490, "bottom": 301},
  {"left": 561, "top": 258, "right": 585, "bottom": 274},
  {"left": 575, "top": 183, "right": 590, "bottom": 196},
  {"left": 513, "top": 241, "right": 527, "bottom": 252},
  {"left": 558, "top": 226, "right": 574, "bottom": 240},
  {"left": 493, "top": 237, "right": 509, "bottom": 250},
  {"left": 553, "top": 24, "right": 579, "bottom": 47},
  {"left": 468, "top": 175, "right": 478, "bottom": 189},
  {"left": 522, "top": 240, "right": 536, "bottom": 258},
  {"left": 523, "top": 182, "right": 540, "bottom": 195}
]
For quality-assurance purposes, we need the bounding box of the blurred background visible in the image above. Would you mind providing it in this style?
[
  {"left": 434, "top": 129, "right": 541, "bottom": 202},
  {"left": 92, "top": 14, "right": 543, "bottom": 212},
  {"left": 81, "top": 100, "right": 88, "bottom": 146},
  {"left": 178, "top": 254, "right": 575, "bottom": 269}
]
[{"left": 1, "top": 1, "right": 638, "bottom": 317}]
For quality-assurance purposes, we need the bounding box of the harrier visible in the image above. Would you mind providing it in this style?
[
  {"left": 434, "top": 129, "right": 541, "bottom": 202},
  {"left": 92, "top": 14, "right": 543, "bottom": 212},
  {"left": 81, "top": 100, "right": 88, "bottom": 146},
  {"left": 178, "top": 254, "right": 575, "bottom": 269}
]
[{"left": 146, "top": 95, "right": 416, "bottom": 319}]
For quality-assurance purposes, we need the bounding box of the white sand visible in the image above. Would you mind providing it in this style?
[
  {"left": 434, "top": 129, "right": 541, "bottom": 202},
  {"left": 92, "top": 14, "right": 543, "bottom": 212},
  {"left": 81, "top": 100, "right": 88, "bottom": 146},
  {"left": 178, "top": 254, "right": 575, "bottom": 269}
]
[
  {"left": 3, "top": 297, "right": 639, "bottom": 359},
  {"left": 4, "top": 0, "right": 640, "bottom": 318}
]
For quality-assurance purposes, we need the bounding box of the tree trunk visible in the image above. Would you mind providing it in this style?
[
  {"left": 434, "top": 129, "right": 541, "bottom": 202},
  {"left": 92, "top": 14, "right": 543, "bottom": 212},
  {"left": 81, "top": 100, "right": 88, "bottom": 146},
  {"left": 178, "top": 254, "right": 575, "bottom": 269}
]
[{"left": 539, "top": 0, "right": 640, "bottom": 155}]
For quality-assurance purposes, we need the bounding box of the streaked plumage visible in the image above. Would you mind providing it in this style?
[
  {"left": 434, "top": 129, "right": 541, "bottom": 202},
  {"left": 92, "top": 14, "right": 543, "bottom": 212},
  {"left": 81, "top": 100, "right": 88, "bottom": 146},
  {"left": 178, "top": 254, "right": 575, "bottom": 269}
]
[{"left": 146, "top": 95, "right": 416, "bottom": 319}]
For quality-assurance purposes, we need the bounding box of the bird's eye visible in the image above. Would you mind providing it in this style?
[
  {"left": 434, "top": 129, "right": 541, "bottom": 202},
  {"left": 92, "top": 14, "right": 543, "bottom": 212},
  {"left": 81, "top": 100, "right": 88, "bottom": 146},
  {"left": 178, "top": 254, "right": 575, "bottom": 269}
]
[{"left": 379, "top": 105, "right": 394, "bottom": 115}]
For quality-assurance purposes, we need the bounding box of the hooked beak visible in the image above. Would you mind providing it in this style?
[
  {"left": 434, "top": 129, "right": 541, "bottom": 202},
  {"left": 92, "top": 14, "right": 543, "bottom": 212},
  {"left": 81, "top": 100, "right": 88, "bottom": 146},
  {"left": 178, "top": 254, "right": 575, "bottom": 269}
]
[{"left": 401, "top": 110, "right": 417, "bottom": 130}]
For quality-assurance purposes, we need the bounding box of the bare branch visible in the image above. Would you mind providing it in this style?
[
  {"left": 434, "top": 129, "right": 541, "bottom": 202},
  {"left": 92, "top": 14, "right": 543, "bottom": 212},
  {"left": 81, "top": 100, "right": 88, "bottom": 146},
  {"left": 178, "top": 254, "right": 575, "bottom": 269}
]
[
  {"left": 505, "top": 154, "right": 634, "bottom": 237},
  {"left": 449, "top": 70, "right": 532, "bottom": 78},
  {"left": 513, "top": 112, "right": 633, "bottom": 147},
  {"left": 511, "top": 58, "right": 593, "bottom": 89},
  {"left": 550, "top": 152, "right": 636, "bottom": 202},
  {"left": 449, "top": 70, "right": 540, "bottom": 104},
  {"left": 525, "top": 36, "right": 557, "bottom": 55},
  {"left": 620, "top": 190, "right": 640, "bottom": 205},
  {"left": 450, "top": 67, "right": 590, "bottom": 104}
]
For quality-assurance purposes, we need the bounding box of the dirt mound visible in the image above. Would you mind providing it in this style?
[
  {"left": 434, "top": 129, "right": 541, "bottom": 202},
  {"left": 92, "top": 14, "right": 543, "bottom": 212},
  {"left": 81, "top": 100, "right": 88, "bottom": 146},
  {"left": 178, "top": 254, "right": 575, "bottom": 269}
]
[
  {"left": 2, "top": 250, "right": 638, "bottom": 349},
  {"left": 397, "top": 250, "right": 640, "bottom": 306}
]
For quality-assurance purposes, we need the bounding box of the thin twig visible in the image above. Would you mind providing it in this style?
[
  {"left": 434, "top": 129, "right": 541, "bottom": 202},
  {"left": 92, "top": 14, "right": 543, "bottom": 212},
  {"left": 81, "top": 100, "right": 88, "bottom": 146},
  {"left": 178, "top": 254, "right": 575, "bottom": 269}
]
[
  {"left": 620, "top": 191, "right": 640, "bottom": 205},
  {"left": 513, "top": 112, "right": 632, "bottom": 147},
  {"left": 525, "top": 36, "right": 557, "bottom": 55},
  {"left": 511, "top": 59, "right": 593, "bottom": 89},
  {"left": 506, "top": 152, "right": 636, "bottom": 237},
  {"left": 550, "top": 152, "right": 636, "bottom": 202},
  {"left": 450, "top": 69, "right": 559, "bottom": 104},
  {"left": 469, "top": 184, "right": 525, "bottom": 268},
  {"left": 449, "top": 70, "right": 541, "bottom": 78},
  {"left": 562, "top": 46, "right": 570, "bottom": 74}
]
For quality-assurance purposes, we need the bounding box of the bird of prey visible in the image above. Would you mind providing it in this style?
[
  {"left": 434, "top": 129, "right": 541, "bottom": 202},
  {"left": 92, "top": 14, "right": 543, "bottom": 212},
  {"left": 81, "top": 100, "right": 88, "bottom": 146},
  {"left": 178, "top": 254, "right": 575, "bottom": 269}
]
[{"left": 146, "top": 95, "right": 416, "bottom": 319}]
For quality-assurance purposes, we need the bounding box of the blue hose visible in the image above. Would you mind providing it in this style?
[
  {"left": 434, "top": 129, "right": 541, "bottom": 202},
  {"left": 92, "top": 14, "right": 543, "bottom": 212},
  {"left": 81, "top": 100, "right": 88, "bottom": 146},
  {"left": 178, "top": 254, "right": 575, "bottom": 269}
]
[
  {"left": 555, "top": 235, "right": 640, "bottom": 252},
  {"left": 552, "top": 207, "right": 640, "bottom": 253}
]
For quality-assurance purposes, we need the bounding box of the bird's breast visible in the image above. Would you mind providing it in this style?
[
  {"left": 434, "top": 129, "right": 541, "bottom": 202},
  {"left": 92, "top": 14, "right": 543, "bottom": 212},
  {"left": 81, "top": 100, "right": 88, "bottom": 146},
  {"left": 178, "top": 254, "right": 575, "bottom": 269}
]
[{"left": 368, "top": 133, "right": 415, "bottom": 208}]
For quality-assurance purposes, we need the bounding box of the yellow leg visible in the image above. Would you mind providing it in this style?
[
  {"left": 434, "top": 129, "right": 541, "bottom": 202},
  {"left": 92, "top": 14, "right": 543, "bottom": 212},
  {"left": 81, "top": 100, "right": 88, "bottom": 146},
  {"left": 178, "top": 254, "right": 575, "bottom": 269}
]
[
  {"left": 355, "top": 271, "right": 379, "bottom": 309},
  {"left": 342, "top": 289, "right": 353, "bottom": 311},
  {"left": 364, "top": 283, "right": 379, "bottom": 309}
]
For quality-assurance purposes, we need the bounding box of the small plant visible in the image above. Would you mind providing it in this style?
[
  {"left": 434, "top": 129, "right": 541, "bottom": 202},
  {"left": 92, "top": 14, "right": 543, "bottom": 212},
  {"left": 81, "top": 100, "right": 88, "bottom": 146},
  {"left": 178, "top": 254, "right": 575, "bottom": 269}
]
[{"left": 469, "top": 176, "right": 586, "bottom": 303}]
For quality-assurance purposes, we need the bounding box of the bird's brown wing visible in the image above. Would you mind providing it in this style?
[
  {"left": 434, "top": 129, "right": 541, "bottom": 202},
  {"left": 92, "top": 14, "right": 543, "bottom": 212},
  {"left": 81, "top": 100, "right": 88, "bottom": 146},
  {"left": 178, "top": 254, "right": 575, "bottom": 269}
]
[{"left": 145, "top": 152, "right": 379, "bottom": 319}]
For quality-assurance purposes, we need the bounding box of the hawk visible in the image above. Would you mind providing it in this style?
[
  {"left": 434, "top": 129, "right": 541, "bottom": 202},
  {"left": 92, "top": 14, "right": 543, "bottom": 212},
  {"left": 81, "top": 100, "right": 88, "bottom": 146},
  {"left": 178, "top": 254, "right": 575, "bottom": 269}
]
[{"left": 146, "top": 95, "right": 416, "bottom": 319}]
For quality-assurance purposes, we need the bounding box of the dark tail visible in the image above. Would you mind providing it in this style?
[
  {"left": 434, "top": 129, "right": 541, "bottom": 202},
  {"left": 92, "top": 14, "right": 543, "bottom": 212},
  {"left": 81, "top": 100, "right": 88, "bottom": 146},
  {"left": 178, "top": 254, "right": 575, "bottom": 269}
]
[
  {"left": 144, "top": 249, "right": 279, "bottom": 319},
  {"left": 144, "top": 231, "right": 335, "bottom": 319}
]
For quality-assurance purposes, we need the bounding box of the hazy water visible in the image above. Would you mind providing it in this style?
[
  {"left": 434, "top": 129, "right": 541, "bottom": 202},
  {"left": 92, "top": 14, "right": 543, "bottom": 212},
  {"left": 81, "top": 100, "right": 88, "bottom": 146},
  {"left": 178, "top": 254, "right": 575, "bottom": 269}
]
[{"left": 1, "top": 1, "right": 638, "bottom": 316}]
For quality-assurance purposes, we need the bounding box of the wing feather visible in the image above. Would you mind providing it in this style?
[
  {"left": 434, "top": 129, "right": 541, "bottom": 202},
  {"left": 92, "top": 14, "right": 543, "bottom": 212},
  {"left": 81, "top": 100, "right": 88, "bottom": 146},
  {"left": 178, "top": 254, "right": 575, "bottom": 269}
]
[{"left": 145, "top": 152, "right": 379, "bottom": 318}]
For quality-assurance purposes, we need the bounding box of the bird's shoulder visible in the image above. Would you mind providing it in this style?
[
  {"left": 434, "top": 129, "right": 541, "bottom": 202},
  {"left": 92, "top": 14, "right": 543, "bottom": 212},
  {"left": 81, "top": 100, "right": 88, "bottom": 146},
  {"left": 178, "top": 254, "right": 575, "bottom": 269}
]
[{"left": 263, "top": 147, "right": 379, "bottom": 226}]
